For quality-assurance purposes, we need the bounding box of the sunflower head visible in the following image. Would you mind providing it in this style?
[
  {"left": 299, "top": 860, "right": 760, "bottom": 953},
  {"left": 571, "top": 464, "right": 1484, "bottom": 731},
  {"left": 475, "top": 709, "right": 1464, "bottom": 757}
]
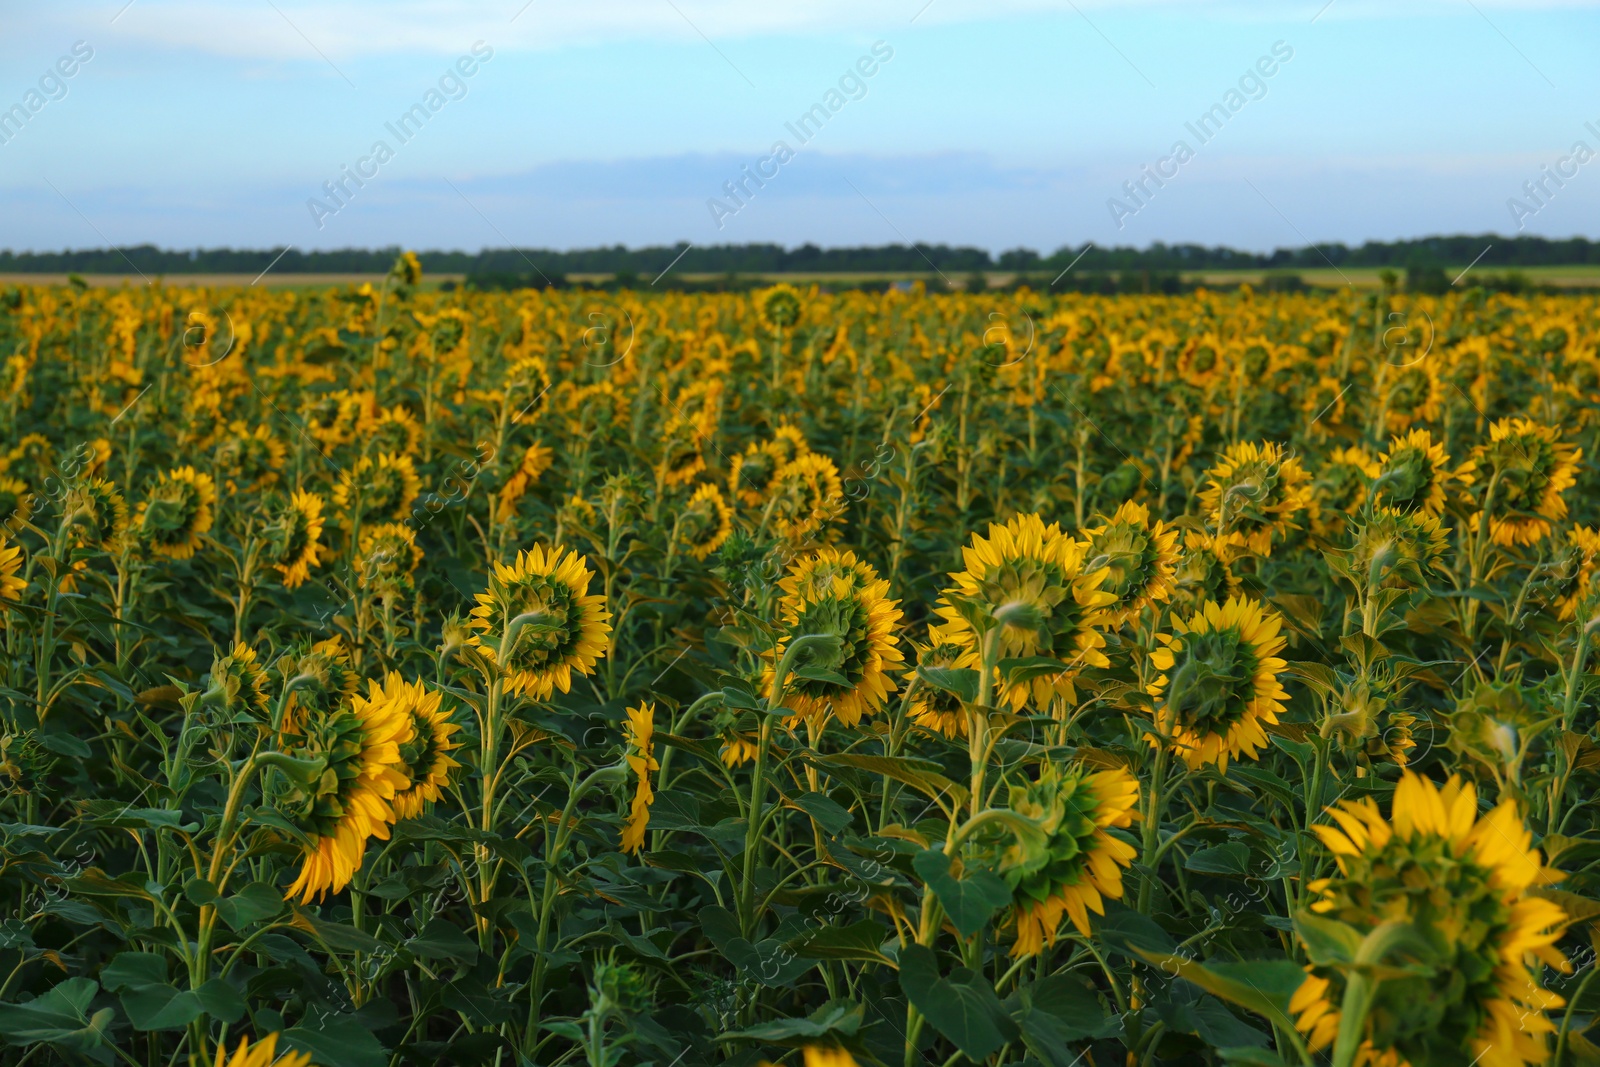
[
  {"left": 468, "top": 545, "right": 613, "bottom": 699},
  {"left": 1342, "top": 507, "right": 1450, "bottom": 592},
  {"left": 730, "top": 439, "right": 791, "bottom": 507},
  {"left": 758, "top": 283, "right": 803, "bottom": 331},
  {"left": 1082, "top": 500, "right": 1179, "bottom": 624},
  {"left": 391, "top": 250, "right": 423, "bottom": 288},
  {"left": 335, "top": 452, "right": 421, "bottom": 526},
  {"left": 933, "top": 513, "right": 1116, "bottom": 711},
  {"left": 275, "top": 636, "right": 360, "bottom": 737},
  {"left": 766, "top": 548, "right": 905, "bottom": 728},
  {"left": 1549, "top": 526, "right": 1600, "bottom": 621},
  {"left": 264, "top": 491, "right": 325, "bottom": 590},
  {"left": 621, "top": 703, "right": 658, "bottom": 854},
  {"left": 1170, "top": 531, "right": 1237, "bottom": 616},
  {"left": 369, "top": 673, "right": 460, "bottom": 821},
  {"left": 1147, "top": 597, "right": 1289, "bottom": 770},
  {"left": 137, "top": 467, "right": 216, "bottom": 560},
  {"left": 906, "top": 638, "right": 970, "bottom": 740},
  {"left": 0, "top": 535, "right": 23, "bottom": 611},
  {"left": 1294, "top": 772, "right": 1568, "bottom": 1067},
  {"left": 208, "top": 643, "right": 271, "bottom": 722},
  {"left": 214, "top": 1032, "right": 316, "bottom": 1067},
  {"left": 281, "top": 685, "right": 411, "bottom": 902},
  {"left": 361, "top": 405, "right": 423, "bottom": 457},
  {"left": 1000, "top": 763, "right": 1139, "bottom": 955},
  {"left": 1374, "top": 429, "right": 1466, "bottom": 516},
  {"left": 765, "top": 453, "right": 845, "bottom": 545},
  {"left": 356, "top": 522, "right": 421, "bottom": 600},
  {"left": 1198, "top": 440, "right": 1313, "bottom": 556},
  {"left": 1469, "top": 418, "right": 1581, "bottom": 547},
  {"left": 1315, "top": 446, "right": 1381, "bottom": 532},
  {"left": 213, "top": 422, "right": 285, "bottom": 493},
  {"left": 677, "top": 482, "right": 734, "bottom": 561},
  {"left": 65, "top": 477, "right": 129, "bottom": 552}
]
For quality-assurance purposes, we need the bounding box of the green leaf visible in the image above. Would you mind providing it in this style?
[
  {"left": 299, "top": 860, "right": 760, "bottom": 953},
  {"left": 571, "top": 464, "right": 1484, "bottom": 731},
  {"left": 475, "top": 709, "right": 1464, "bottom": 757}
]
[
  {"left": 100, "top": 952, "right": 165, "bottom": 993},
  {"left": 1095, "top": 905, "right": 1177, "bottom": 960},
  {"left": 1293, "top": 911, "right": 1364, "bottom": 966},
  {"left": 792, "top": 921, "right": 895, "bottom": 967},
  {"left": 408, "top": 919, "right": 479, "bottom": 965},
  {"left": 809, "top": 753, "right": 967, "bottom": 809},
  {"left": 719, "top": 1000, "right": 864, "bottom": 1044},
  {"left": 898, "top": 944, "right": 1018, "bottom": 1061},
  {"left": 916, "top": 665, "right": 979, "bottom": 704},
  {"left": 911, "top": 849, "right": 1011, "bottom": 937},
  {"left": 282, "top": 1014, "right": 387, "bottom": 1067},
  {"left": 215, "top": 882, "right": 283, "bottom": 931},
  {"left": 0, "top": 978, "right": 111, "bottom": 1055},
  {"left": 790, "top": 792, "right": 854, "bottom": 836},
  {"left": 1218, "top": 1047, "right": 1290, "bottom": 1066},
  {"left": 1185, "top": 842, "right": 1251, "bottom": 876},
  {"left": 1187, "top": 996, "right": 1269, "bottom": 1049},
  {"left": 1133, "top": 951, "right": 1304, "bottom": 1029}
]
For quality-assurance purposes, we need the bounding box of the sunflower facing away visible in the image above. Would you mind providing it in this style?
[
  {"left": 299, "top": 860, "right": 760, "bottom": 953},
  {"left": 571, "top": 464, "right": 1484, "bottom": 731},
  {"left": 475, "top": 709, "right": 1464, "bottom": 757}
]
[
  {"left": 765, "top": 453, "right": 845, "bottom": 545},
  {"left": 677, "top": 482, "right": 734, "bottom": 561},
  {"left": 1198, "top": 440, "right": 1313, "bottom": 556},
  {"left": 356, "top": 522, "right": 422, "bottom": 599},
  {"left": 65, "top": 477, "right": 129, "bottom": 552},
  {"left": 1292, "top": 772, "right": 1569, "bottom": 1067},
  {"left": 0, "top": 535, "right": 24, "bottom": 618},
  {"left": 1001, "top": 762, "right": 1139, "bottom": 956},
  {"left": 1082, "top": 500, "right": 1179, "bottom": 625},
  {"left": 1553, "top": 525, "right": 1600, "bottom": 621},
  {"left": 214, "top": 1033, "right": 316, "bottom": 1067},
  {"left": 334, "top": 452, "right": 421, "bottom": 526},
  {"left": 933, "top": 513, "right": 1116, "bottom": 712},
  {"left": 374, "top": 673, "right": 460, "bottom": 820},
  {"left": 766, "top": 548, "right": 905, "bottom": 727},
  {"left": 621, "top": 703, "right": 657, "bottom": 854},
  {"left": 137, "top": 466, "right": 216, "bottom": 560},
  {"left": 209, "top": 642, "right": 271, "bottom": 721},
  {"left": 1468, "top": 418, "right": 1581, "bottom": 547},
  {"left": 1374, "top": 429, "right": 1467, "bottom": 517},
  {"left": 906, "top": 637, "right": 970, "bottom": 739},
  {"left": 266, "top": 491, "right": 325, "bottom": 590},
  {"left": 1148, "top": 597, "right": 1289, "bottom": 770},
  {"left": 282, "top": 680, "right": 411, "bottom": 902},
  {"left": 468, "top": 545, "right": 613, "bottom": 699}
]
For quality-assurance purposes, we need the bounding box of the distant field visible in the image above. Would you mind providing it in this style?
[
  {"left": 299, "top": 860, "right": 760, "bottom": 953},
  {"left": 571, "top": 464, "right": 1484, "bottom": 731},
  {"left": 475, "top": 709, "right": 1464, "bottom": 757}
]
[{"left": 3, "top": 264, "right": 1598, "bottom": 290}]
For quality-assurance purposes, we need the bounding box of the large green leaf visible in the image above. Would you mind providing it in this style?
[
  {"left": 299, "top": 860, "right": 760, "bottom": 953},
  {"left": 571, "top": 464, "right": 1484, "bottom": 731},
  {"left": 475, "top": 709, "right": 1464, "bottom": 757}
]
[
  {"left": 911, "top": 849, "right": 1011, "bottom": 937},
  {"left": 898, "top": 944, "right": 1018, "bottom": 1060},
  {"left": 0, "top": 978, "right": 113, "bottom": 1058}
]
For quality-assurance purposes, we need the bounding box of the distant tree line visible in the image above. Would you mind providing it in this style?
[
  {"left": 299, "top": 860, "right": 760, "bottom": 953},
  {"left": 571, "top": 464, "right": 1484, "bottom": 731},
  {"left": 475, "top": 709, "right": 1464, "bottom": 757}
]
[{"left": 1, "top": 234, "right": 1597, "bottom": 277}]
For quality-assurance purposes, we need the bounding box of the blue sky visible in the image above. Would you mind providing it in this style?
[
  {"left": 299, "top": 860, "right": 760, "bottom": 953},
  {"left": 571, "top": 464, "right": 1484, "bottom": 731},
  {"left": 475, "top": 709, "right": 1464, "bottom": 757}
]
[{"left": 3, "top": 0, "right": 1599, "bottom": 254}]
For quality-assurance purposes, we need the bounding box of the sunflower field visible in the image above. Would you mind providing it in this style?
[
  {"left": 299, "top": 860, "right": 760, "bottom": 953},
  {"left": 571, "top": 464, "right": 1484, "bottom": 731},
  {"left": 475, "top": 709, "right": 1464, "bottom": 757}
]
[{"left": 3, "top": 260, "right": 1600, "bottom": 1067}]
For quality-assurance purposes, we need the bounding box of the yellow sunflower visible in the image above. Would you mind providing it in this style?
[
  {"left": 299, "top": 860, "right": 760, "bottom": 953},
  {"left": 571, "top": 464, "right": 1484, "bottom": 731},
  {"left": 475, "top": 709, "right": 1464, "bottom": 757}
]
[
  {"left": 496, "top": 441, "right": 554, "bottom": 521},
  {"left": 213, "top": 421, "right": 286, "bottom": 493},
  {"left": 730, "top": 438, "right": 796, "bottom": 507},
  {"left": 1082, "top": 500, "right": 1179, "bottom": 625},
  {"left": 0, "top": 535, "right": 24, "bottom": 615},
  {"left": 1374, "top": 429, "right": 1468, "bottom": 517},
  {"left": 0, "top": 477, "right": 34, "bottom": 533},
  {"left": 676, "top": 482, "right": 733, "bottom": 561},
  {"left": 372, "top": 673, "right": 460, "bottom": 820},
  {"left": 1147, "top": 597, "right": 1289, "bottom": 770},
  {"left": 137, "top": 466, "right": 216, "bottom": 560},
  {"left": 1198, "top": 440, "right": 1313, "bottom": 556},
  {"left": 208, "top": 642, "right": 270, "bottom": 721},
  {"left": 1292, "top": 772, "right": 1569, "bottom": 1067},
  {"left": 621, "top": 703, "right": 657, "bottom": 854},
  {"left": 766, "top": 548, "right": 904, "bottom": 728},
  {"left": 933, "top": 513, "right": 1116, "bottom": 712},
  {"left": 468, "top": 545, "right": 613, "bottom": 699},
  {"left": 334, "top": 452, "right": 421, "bottom": 526},
  {"left": 275, "top": 636, "right": 360, "bottom": 737},
  {"left": 282, "top": 683, "right": 411, "bottom": 902},
  {"left": 1315, "top": 445, "right": 1381, "bottom": 533},
  {"left": 1467, "top": 418, "right": 1581, "bottom": 547},
  {"left": 1554, "top": 526, "right": 1600, "bottom": 621},
  {"left": 757, "top": 283, "right": 803, "bottom": 331},
  {"left": 356, "top": 522, "right": 421, "bottom": 600},
  {"left": 360, "top": 404, "right": 423, "bottom": 457},
  {"left": 266, "top": 491, "right": 325, "bottom": 590},
  {"left": 65, "top": 477, "right": 129, "bottom": 552},
  {"left": 1002, "top": 763, "right": 1139, "bottom": 956},
  {"left": 906, "top": 637, "right": 970, "bottom": 740},
  {"left": 214, "top": 1033, "right": 316, "bottom": 1067},
  {"left": 764, "top": 452, "right": 845, "bottom": 544},
  {"left": 1347, "top": 507, "right": 1449, "bottom": 591}
]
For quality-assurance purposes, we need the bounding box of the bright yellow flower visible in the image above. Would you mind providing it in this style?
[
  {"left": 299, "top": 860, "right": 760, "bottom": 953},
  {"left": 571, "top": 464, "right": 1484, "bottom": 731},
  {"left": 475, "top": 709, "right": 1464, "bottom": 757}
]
[{"left": 468, "top": 545, "right": 613, "bottom": 700}]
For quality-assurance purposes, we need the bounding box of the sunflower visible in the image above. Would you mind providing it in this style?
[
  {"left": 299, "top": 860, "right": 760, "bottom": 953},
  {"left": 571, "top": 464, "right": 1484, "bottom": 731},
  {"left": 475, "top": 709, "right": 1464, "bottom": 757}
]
[
  {"left": 1292, "top": 772, "right": 1569, "bottom": 1067},
  {"left": 0, "top": 535, "right": 23, "bottom": 615},
  {"left": 1147, "top": 597, "right": 1289, "bottom": 770},
  {"left": 209, "top": 643, "right": 270, "bottom": 721},
  {"left": 356, "top": 522, "right": 421, "bottom": 600},
  {"left": 933, "top": 513, "right": 1116, "bottom": 712},
  {"left": 660, "top": 414, "right": 707, "bottom": 488},
  {"left": 906, "top": 637, "right": 970, "bottom": 739},
  {"left": 275, "top": 636, "right": 360, "bottom": 737},
  {"left": 765, "top": 453, "right": 845, "bottom": 544},
  {"left": 1175, "top": 333, "right": 1224, "bottom": 388},
  {"left": 369, "top": 674, "right": 460, "bottom": 820},
  {"left": 1001, "top": 763, "right": 1139, "bottom": 956},
  {"left": 334, "top": 452, "right": 421, "bottom": 526},
  {"left": 0, "top": 477, "right": 33, "bottom": 532},
  {"left": 300, "top": 390, "right": 365, "bottom": 449},
  {"left": 730, "top": 438, "right": 795, "bottom": 507},
  {"left": 1082, "top": 500, "right": 1179, "bottom": 625},
  {"left": 497, "top": 442, "right": 554, "bottom": 520},
  {"left": 213, "top": 421, "right": 286, "bottom": 493},
  {"left": 1553, "top": 526, "right": 1600, "bottom": 621},
  {"left": 360, "top": 404, "right": 423, "bottom": 457},
  {"left": 758, "top": 283, "right": 803, "bottom": 332},
  {"left": 677, "top": 482, "right": 733, "bottom": 561},
  {"left": 1314, "top": 446, "right": 1381, "bottom": 533},
  {"left": 766, "top": 548, "right": 904, "bottom": 727},
  {"left": 1374, "top": 429, "right": 1467, "bottom": 516},
  {"left": 137, "top": 467, "right": 216, "bottom": 560},
  {"left": 1170, "top": 530, "right": 1237, "bottom": 616},
  {"left": 1198, "top": 441, "right": 1313, "bottom": 556},
  {"left": 503, "top": 355, "right": 551, "bottom": 423},
  {"left": 214, "top": 1033, "right": 316, "bottom": 1067},
  {"left": 621, "top": 703, "right": 657, "bottom": 854},
  {"left": 1467, "top": 418, "right": 1581, "bottom": 547},
  {"left": 282, "top": 683, "right": 410, "bottom": 902},
  {"left": 468, "top": 545, "right": 613, "bottom": 699},
  {"left": 266, "top": 491, "right": 325, "bottom": 590},
  {"left": 1382, "top": 364, "right": 1445, "bottom": 432},
  {"left": 65, "top": 477, "right": 129, "bottom": 552},
  {"left": 1347, "top": 507, "right": 1449, "bottom": 591}
]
